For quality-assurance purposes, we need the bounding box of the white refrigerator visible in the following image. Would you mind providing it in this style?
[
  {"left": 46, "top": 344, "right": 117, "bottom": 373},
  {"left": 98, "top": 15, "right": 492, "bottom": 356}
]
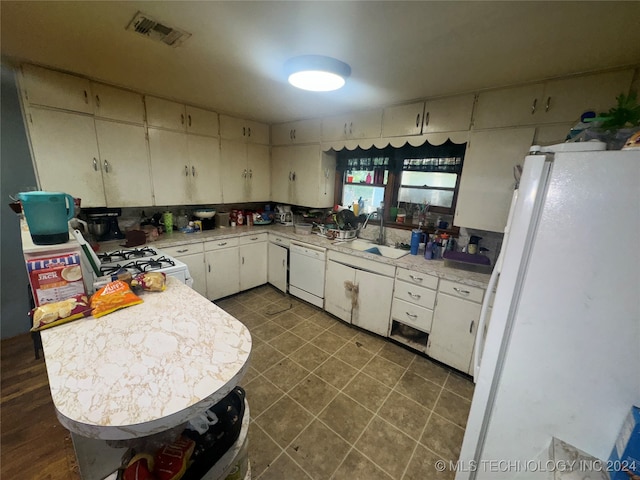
[{"left": 456, "top": 144, "right": 640, "bottom": 479}]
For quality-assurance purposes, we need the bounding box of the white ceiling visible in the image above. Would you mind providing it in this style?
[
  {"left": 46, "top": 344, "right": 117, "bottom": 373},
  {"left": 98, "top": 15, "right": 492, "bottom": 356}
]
[{"left": 2, "top": 1, "right": 639, "bottom": 124}]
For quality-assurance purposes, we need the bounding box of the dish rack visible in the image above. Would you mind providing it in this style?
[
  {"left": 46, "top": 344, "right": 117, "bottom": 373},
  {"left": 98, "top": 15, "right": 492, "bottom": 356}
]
[{"left": 317, "top": 225, "right": 359, "bottom": 240}]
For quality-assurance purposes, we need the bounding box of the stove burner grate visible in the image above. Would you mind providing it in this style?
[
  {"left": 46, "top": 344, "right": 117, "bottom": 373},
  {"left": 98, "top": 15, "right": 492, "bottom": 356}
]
[{"left": 98, "top": 247, "right": 158, "bottom": 263}]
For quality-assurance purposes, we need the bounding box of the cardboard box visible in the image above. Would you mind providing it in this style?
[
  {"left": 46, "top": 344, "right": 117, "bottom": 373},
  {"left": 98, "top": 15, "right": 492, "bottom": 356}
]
[
  {"left": 26, "top": 251, "right": 86, "bottom": 307},
  {"left": 609, "top": 406, "right": 640, "bottom": 480}
]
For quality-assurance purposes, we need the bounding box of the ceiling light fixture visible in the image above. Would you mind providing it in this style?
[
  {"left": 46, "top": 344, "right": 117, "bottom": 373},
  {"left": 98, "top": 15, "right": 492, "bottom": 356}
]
[{"left": 284, "top": 55, "right": 351, "bottom": 92}]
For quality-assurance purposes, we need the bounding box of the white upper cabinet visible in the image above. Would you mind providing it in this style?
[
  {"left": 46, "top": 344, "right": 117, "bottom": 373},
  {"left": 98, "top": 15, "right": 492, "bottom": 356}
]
[
  {"left": 145, "top": 97, "right": 219, "bottom": 136},
  {"left": 21, "top": 64, "right": 93, "bottom": 114},
  {"left": 322, "top": 109, "right": 383, "bottom": 142},
  {"left": 27, "top": 108, "right": 106, "bottom": 207},
  {"left": 271, "top": 118, "right": 321, "bottom": 145},
  {"left": 94, "top": 120, "right": 153, "bottom": 207},
  {"left": 91, "top": 83, "right": 145, "bottom": 124},
  {"left": 423, "top": 94, "right": 475, "bottom": 133},
  {"left": 473, "top": 83, "right": 545, "bottom": 129},
  {"left": 187, "top": 134, "right": 223, "bottom": 204},
  {"left": 382, "top": 101, "right": 425, "bottom": 137},
  {"left": 535, "top": 69, "right": 634, "bottom": 125},
  {"left": 220, "top": 140, "right": 270, "bottom": 203},
  {"left": 219, "top": 115, "right": 269, "bottom": 144},
  {"left": 454, "top": 127, "right": 536, "bottom": 232}
]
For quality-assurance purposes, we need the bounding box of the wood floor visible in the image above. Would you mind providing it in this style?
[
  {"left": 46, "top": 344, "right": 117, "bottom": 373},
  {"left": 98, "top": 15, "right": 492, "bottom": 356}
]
[{"left": 1, "top": 334, "right": 79, "bottom": 480}]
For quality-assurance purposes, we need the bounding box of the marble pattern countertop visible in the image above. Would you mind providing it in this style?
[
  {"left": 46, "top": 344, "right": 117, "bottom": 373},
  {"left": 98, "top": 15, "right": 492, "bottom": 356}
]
[
  {"left": 40, "top": 276, "right": 252, "bottom": 440},
  {"left": 120, "top": 224, "right": 492, "bottom": 288}
]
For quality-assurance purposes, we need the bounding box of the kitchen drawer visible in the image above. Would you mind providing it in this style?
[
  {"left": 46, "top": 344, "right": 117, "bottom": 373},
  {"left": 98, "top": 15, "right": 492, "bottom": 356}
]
[
  {"left": 239, "top": 233, "right": 267, "bottom": 245},
  {"left": 391, "top": 298, "right": 434, "bottom": 333},
  {"left": 205, "top": 237, "right": 240, "bottom": 251},
  {"left": 395, "top": 267, "right": 438, "bottom": 290},
  {"left": 438, "top": 279, "right": 485, "bottom": 304},
  {"left": 269, "top": 234, "right": 290, "bottom": 248},
  {"left": 161, "top": 243, "right": 204, "bottom": 257},
  {"left": 394, "top": 280, "right": 436, "bottom": 310}
]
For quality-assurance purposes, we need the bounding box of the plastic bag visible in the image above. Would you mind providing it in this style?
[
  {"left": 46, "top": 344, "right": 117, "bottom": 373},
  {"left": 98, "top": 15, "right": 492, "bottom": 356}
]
[{"left": 91, "top": 280, "right": 143, "bottom": 318}]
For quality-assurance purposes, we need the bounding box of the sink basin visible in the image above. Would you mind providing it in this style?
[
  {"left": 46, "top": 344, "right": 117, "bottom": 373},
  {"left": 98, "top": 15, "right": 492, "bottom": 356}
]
[{"left": 344, "top": 239, "right": 410, "bottom": 259}]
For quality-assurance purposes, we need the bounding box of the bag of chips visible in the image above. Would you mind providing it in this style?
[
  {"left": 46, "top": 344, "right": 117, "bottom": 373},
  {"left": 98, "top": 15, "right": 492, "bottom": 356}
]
[
  {"left": 131, "top": 272, "right": 166, "bottom": 292},
  {"left": 30, "top": 294, "right": 91, "bottom": 331},
  {"left": 90, "top": 280, "right": 143, "bottom": 318}
]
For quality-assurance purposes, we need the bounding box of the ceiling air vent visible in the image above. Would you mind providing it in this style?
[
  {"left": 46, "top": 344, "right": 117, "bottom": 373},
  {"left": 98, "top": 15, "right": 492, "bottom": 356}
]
[{"left": 126, "top": 12, "right": 191, "bottom": 47}]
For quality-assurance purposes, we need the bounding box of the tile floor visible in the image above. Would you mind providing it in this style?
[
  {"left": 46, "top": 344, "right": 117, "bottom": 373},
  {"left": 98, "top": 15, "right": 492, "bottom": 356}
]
[{"left": 215, "top": 284, "right": 474, "bottom": 480}]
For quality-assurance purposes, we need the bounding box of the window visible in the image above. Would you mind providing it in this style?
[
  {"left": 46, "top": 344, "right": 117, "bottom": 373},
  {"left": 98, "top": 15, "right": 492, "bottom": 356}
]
[{"left": 336, "top": 140, "right": 466, "bottom": 225}]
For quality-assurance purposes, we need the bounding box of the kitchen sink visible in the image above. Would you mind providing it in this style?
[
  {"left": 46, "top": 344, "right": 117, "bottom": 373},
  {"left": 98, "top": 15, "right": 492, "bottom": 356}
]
[{"left": 343, "top": 239, "right": 410, "bottom": 259}]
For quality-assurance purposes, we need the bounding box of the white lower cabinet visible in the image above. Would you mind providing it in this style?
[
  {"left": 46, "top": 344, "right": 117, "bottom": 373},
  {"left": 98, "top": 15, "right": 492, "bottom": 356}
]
[
  {"left": 427, "top": 279, "right": 484, "bottom": 372},
  {"left": 239, "top": 234, "right": 268, "bottom": 291},
  {"left": 161, "top": 243, "right": 207, "bottom": 298},
  {"left": 205, "top": 238, "right": 240, "bottom": 300},
  {"left": 268, "top": 238, "right": 288, "bottom": 293},
  {"left": 324, "top": 252, "right": 394, "bottom": 337}
]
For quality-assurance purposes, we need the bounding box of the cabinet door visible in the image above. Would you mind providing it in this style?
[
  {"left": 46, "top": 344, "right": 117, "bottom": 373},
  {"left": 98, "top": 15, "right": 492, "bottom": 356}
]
[
  {"left": 219, "top": 115, "right": 269, "bottom": 144},
  {"left": 423, "top": 94, "right": 475, "bottom": 133},
  {"left": 473, "top": 83, "right": 545, "bottom": 129},
  {"left": 271, "top": 146, "right": 292, "bottom": 204},
  {"left": 21, "top": 64, "right": 93, "bottom": 114},
  {"left": 539, "top": 69, "right": 634, "bottom": 124},
  {"left": 382, "top": 101, "right": 425, "bottom": 137},
  {"left": 145, "top": 96, "right": 186, "bottom": 131},
  {"left": 272, "top": 118, "right": 321, "bottom": 145},
  {"left": 91, "top": 83, "right": 145, "bottom": 124},
  {"left": 188, "top": 135, "right": 223, "bottom": 204},
  {"left": 206, "top": 247, "right": 240, "bottom": 300},
  {"left": 178, "top": 252, "right": 207, "bottom": 298},
  {"left": 292, "top": 145, "right": 322, "bottom": 207},
  {"left": 244, "top": 120, "right": 270, "bottom": 145},
  {"left": 322, "top": 114, "right": 350, "bottom": 142},
  {"left": 240, "top": 241, "right": 267, "bottom": 291},
  {"left": 350, "top": 109, "right": 383, "bottom": 139},
  {"left": 324, "top": 261, "right": 355, "bottom": 322},
  {"left": 220, "top": 140, "right": 247, "bottom": 203},
  {"left": 247, "top": 144, "right": 270, "bottom": 202},
  {"left": 268, "top": 242, "right": 287, "bottom": 293},
  {"left": 454, "top": 127, "right": 535, "bottom": 232},
  {"left": 186, "top": 106, "right": 219, "bottom": 137},
  {"left": 28, "top": 108, "right": 106, "bottom": 207},
  {"left": 428, "top": 293, "right": 481, "bottom": 372},
  {"left": 352, "top": 270, "right": 394, "bottom": 337},
  {"left": 95, "top": 120, "right": 153, "bottom": 207},
  {"left": 147, "top": 128, "right": 190, "bottom": 206}
]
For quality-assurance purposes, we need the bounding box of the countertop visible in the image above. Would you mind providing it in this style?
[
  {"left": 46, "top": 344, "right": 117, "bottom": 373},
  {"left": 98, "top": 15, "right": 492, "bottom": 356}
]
[
  {"left": 101, "top": 224, "right": 491, "bottom": 288},
  {"left": 40, "top": 276, "right": 252, "bottom": 441}
]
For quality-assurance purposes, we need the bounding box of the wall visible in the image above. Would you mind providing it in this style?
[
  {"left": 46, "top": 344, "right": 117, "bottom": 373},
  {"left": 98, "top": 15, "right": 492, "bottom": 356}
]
[{"left": 1, "top": 63, "right": 38, "bottom": 338}]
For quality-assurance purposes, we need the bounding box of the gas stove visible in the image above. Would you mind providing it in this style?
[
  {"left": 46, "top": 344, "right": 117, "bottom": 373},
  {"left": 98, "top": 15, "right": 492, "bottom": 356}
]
[{"left": 94, "top": 247, "right": 192, "bottom": 287}]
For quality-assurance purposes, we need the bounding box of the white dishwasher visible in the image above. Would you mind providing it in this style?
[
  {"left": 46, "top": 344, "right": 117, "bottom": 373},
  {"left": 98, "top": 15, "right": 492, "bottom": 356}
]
[{"left": 289, "top": 241, "right": 326, "bottom": 308}]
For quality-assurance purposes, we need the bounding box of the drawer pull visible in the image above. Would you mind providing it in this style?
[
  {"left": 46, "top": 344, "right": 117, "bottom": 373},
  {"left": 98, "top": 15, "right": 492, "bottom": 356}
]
[
  {"left": 218, "top": 242, "right": 227, "bottom": 246},
  {"left": 531, "top": 98, "right": 537, "bottom": 115},
  {"left": 453, "top": 287, "right": 470, "bottom": 296},
  {"left": 408, "top": 292, "right": 421, "bottom": 299},
  {"left": 176, "top": 249, "right": 188, "bottom": 253},
  {"left": 250, "top": 236, "right": 258, "bottom": 241},
  {"left": 469, "top": 320, "right": 474, "bottom": 333},
  {"left": 409, "top": 274, "right": 423, "bottom": 282},
  {"left": 405, "top": 312, "right": 418, "bottom": 319}
]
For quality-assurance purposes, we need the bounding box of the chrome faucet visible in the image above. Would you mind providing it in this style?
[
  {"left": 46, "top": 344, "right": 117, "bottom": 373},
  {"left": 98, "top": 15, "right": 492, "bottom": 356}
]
[{"left": 376, "top": 202, "right": 385, "bottom": 245}]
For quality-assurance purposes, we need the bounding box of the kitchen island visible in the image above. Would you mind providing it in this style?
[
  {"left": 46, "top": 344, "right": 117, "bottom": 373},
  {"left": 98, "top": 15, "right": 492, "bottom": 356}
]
[{"left": 40, "top": 276, "right": 252, "bottom": 479}]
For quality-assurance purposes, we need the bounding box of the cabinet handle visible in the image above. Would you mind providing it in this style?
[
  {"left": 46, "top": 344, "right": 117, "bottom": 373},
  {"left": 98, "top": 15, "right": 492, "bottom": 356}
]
[
  {"left": 291, "top": 171, "right": 295, "bottom": 181},
  {"left": 185, "top": 165, "right": 189, "bottom": 176},
  {"left": 103, "top": 159, "right": 110, "bottom": 173},
  {"left": 349, "top": 122, "right": 353, "bottom": 135},
  {"left": 424, "top": 111, "right": 430, "bottom": 126},
  {"left": 408, "top": 292, "right": 421, "bottom": 299},
  {"left": 409, "top": 274, "right": 423, "bottom": 282},
  {"left": 248, "top": 127, "right": 251, "bottom": 137},
  {"left": 208, "top": 264, "right": 211, "bottom": 273},
  {"left": 292, "top": 129, "right": 296, "bottom": 139},
  {"left": 177, "top": 249, "right": 188, "bottom": 253},
  {"left": 469, "top": 320, "right": 475, "bottom": 333},
  {"left": 531, "top": 98, "right": 537, "bottom": 115},
  {"left": 95, "top": 95, "right": 100, "bottom": 108},
  {"left": 192, "top": 166, "right": 196, "bottom": 176},
  {"left": 181, "top": 113, "right": 185, "bottom": 125},
  {"left": 343, "top": 123, "right": 347, "bottom": 135},
  {"left": 242, "top": 169, "right": 247, "bottom": 178},
  {"left": 188, "top": 114, "right": 192, "bottom": 127},
  {"left": 84, "top": 90, "right": 88, "bottom": 104},
  {"left": 242, "top": 257, "right": 245, "bottom": 265},
  {"left": 93, "top": 158, "right": 98, "bottom": 171},
  {"left": 282, "top": 259, "right": 285, "bottom": 266},
  {"left": 250, "top": 236, "right": 258, "bottom": 240},
  {"left": 545, "top": 96, "right": 551, "bottom": 112},
  {"left": 218, "top": 242, "right": 227, "bottom": 246},
  {"left": 248, "top": 169, "right": 253, "bottom": 178},
  {"left": 453, "top": 287, "right": 470, "bottom": 296},
  {"left": 416, "top": 113, "right": 421, "bottom": 128},
  {"left": 405, "top": 312, "right": 418, "bottom": 319},
  {"left": 243, "top": 127, "right": 246, "bottom": 136}
]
